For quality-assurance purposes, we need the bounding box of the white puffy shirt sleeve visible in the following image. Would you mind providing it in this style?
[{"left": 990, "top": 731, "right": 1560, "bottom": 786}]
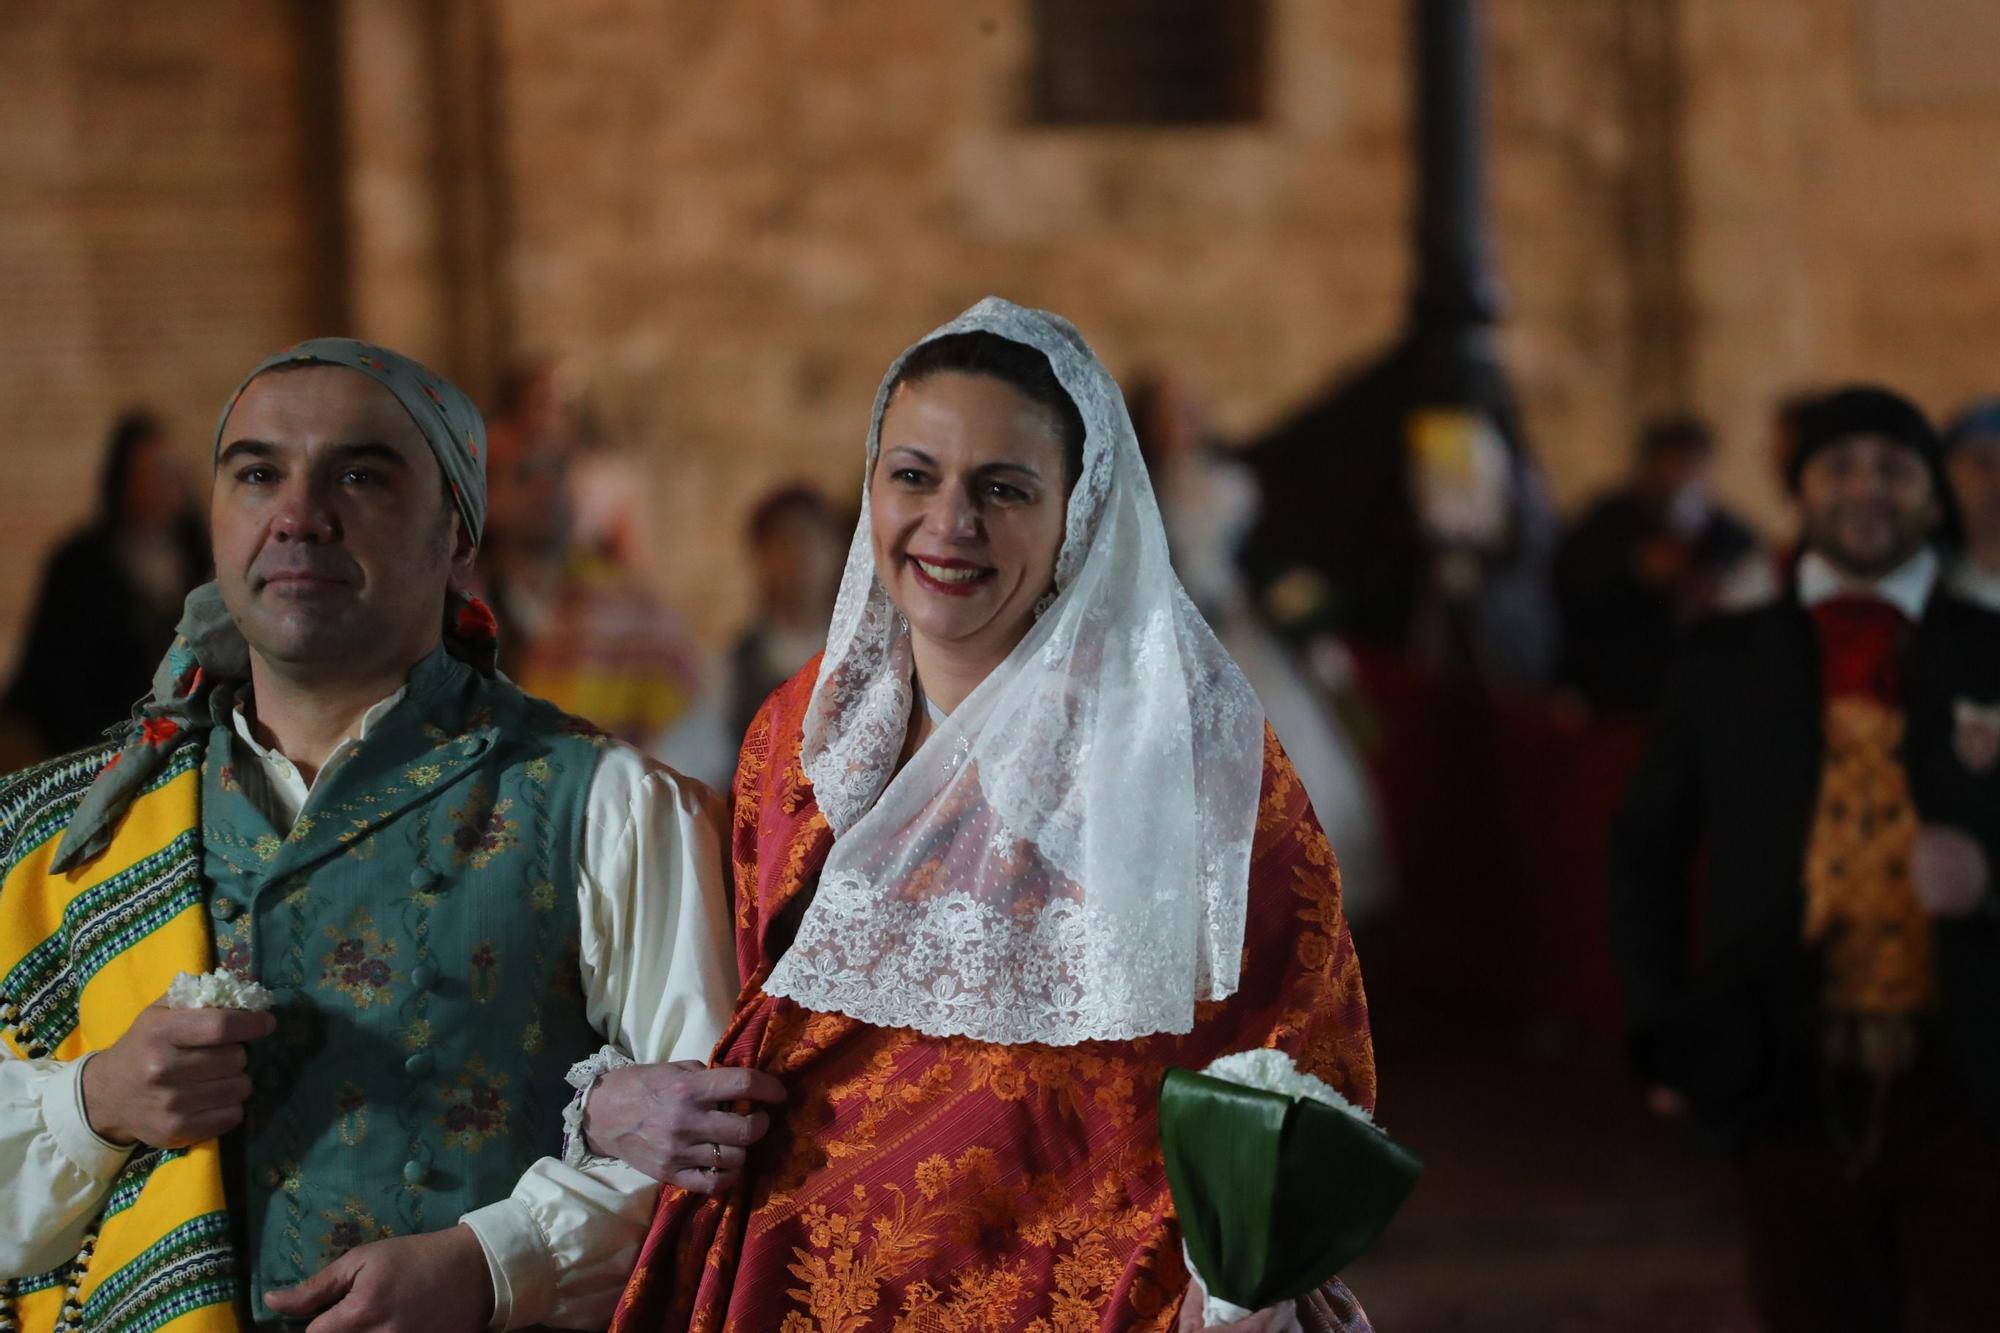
[
  {"left": 0, "top": 1052, "right": 134, "bottom": 1279},
  {"left": 458, "top": 744, "right": 738, "bottom": 1330}
]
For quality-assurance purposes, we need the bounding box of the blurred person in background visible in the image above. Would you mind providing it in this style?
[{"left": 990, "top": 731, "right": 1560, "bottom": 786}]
[
  {"left": 1554, "top": 414, "right": 1756, "bottom": 715},
  {"left": 1610, "top": 385, "right": 2000, "bottom": 1332},
  {"left": 1243, "top": 340, "right": 1561, "bottom": 688},
  {"left": 479, "top": 359, "right": 703, "bottom": 748},
  {"left": 1716, "top": 391, "right": 1820, "bottom": 613},
  {"left": 655, "top": 484, "right": 848, "bottom": 790},
  {"left": 722, "top": 484, "right": 845, "bottom": 746},
  {"left": 1942, "top": 400, "right": 2000, "bottom": 613},
  {"left": 1133, "top": 372, "right": 1391, "bottom": 929},
  {"left": 2, "top": 410, "right": 207, "bottom": 758}
]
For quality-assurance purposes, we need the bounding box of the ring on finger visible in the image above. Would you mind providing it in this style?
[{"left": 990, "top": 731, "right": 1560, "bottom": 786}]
[{"left": 710, "top": 1142, "right": 721, "bottom": 1169}]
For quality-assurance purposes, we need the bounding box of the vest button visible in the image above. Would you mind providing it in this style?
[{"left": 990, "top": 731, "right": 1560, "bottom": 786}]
[
  {"left": 411, "top": 964, "right": 438, "bottom": 991},
  {"left": 404, "top": 1051, "right": 436, "bottom": 1077},
  {"left": 402, "top": 1158, "right": 428, "bottom": 1187},
  {"left": 409, "top": 868, "right": 440, "bottom": 891},
  {"left": 209, "top": 897, "right": 241, "bottom": 920}
]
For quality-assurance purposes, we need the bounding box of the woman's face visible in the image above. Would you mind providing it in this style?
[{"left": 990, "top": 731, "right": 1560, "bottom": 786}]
[{"left": 870, "top": 371, "right": 1070, "bottom": 671}]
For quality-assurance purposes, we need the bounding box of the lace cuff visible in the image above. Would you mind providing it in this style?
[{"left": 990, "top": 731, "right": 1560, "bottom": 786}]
[{"left": 559, "top": 1046, "right": 635, "bottom": 1169}]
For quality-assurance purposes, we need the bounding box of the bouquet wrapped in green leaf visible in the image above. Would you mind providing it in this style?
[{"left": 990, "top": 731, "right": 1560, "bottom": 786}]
[{"left": 1161, "top": 1048, "right": 1421, "bottom": 1324}]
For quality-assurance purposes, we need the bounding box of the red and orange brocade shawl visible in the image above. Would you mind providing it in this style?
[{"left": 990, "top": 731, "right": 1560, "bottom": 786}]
[{"left": 612, "top": 660, "right": 1378, "bottom": 1332}]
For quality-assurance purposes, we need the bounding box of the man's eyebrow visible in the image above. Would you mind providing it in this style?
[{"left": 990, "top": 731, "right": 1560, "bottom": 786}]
[
  {"left": 326, "top": 442, "right": 414, "bottom": 469},
  {"left": 215, "top": 440, "right": 414, "bottom": 468},
  {"left": 217, "top": 439, "right": 277, "bottom": 465}
]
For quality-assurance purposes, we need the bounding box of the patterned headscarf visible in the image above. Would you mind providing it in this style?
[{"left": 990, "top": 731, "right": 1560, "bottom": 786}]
[{"left": 52, "top": 339, "right": 498, "bottom": 872}]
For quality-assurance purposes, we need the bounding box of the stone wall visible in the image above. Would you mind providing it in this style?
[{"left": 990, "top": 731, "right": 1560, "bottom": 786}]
[
  {"left": 488, "top": 0, "right": 1675, "bottom": 642},
  {"left": 1681, "top": 0, "right": 2000, "bottom": 527},
  {"left": 7, "top": 2, "right": 2000, "bottom": 655},
  {"left": 0, "top": 1, "right": 332, "bottom": 667}
]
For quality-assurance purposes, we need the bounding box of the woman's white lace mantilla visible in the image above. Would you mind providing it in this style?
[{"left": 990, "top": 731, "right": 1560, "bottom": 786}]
[{"left": 765, "top": 297, "right": 1267, "bottom": 1046}]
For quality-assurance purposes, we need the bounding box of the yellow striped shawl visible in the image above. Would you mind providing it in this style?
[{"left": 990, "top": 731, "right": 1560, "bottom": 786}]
[{"left": 0, "top": 740, "right": 240, "bottom": 1333}]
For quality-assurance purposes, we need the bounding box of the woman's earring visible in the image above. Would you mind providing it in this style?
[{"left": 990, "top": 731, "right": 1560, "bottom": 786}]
[{"left": 1033, "top": 589, "right": 1058, "bottom": 620}]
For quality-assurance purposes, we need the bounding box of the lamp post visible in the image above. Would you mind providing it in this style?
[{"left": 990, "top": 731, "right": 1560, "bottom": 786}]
[
  {"left": 1247, "top": 0, "right": 1555, "bottom": 685},
  {"left": 1411, "top": 0, "right": 1501, "bottom": 352}
]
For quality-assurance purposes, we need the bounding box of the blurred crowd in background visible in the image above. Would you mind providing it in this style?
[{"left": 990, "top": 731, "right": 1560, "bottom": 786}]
[{"left": 16, "top": 360, "right": 2000, "bottom": 951}]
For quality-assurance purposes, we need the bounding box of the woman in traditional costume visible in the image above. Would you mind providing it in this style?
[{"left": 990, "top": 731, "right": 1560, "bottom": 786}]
[{"left": 603, "top": 299, "right": 1377, "bottom": 1331}]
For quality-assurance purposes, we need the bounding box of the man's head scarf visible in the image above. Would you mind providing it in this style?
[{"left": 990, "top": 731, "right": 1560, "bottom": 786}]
[{"left": 53, "top": 339, "right": 496, "bottom": 872}]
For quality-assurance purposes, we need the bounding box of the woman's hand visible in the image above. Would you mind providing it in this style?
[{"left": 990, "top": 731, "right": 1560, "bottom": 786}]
[
  {"left": 582, "top": 1059, "right": 787, "bottom": 1194},
  {"left": 1175, "top": 1274, "right": 1304, "bottom": 1332}
]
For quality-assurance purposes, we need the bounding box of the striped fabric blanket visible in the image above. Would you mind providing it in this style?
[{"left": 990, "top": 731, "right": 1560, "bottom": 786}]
[{"left": 0, "top": 739, "right": 240, "bottom": 1333}]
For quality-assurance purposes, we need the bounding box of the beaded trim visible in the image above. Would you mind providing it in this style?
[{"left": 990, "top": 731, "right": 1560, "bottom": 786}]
[{"left": 0, "top": 1220, "right": 97, "bottom": 1331}]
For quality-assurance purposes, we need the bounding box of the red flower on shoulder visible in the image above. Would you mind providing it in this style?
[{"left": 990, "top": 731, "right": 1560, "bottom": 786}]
[
  {"left": 454, "top": 597, "right": 498, "bottom": 642},
  {"left": 142, "top": 717, "right": 181, "bottom": 747}
]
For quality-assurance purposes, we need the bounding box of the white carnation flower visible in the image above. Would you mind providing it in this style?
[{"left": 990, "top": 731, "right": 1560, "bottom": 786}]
[
  {"left": 1186, "top": 1047, "right": 1371, "bottom": 1328},
  {"left": 165, "top": 968, "right": 275, "bottom": 1013},
  {"left": 1200, "top": 1047, "right": 1372, "bottom": 1122}
]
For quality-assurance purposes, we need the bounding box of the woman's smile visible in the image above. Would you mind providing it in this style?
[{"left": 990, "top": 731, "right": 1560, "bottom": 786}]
[{"left": 907, "top": 553, "right": 995, "bottom": 595}]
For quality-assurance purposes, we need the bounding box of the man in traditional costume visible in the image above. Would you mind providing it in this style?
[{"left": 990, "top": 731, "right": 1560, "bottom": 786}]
[
  {"left": 0, "top": 341, "right": 771, "bottom": 1331},
  {"left": 1611, "top": 386, "right": 2000, "bottom": 1331}
]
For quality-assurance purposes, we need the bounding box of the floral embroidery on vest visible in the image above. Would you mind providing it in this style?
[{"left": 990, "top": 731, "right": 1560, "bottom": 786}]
[
  {"left": 319, "top": 1198, "right": 394, "bottom": 1264},
  {"left": 335, "top": 1084, "right": 369, "bottom": 1146},
  {"left": 446, "top": 784, "right": 518, "bottom": 869},
  {"left": 319, "top": 912, "right": 401, "bottom": 1008},
  {"left": 470, "top": 940, "right": 499, "bottom": 1001},
  {"left": 437, "top": 1054, "right": 512, "bottom": 1151}
]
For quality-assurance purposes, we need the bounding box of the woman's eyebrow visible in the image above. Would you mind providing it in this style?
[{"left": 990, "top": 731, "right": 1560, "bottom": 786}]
[{"left": 978, "top": 460, "right": 1043, "bottom": 480}]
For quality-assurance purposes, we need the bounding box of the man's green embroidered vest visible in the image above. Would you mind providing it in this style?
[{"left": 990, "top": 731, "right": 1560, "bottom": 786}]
[{"left": 198, "top": 650, "right": 605, "bottom": 1316}]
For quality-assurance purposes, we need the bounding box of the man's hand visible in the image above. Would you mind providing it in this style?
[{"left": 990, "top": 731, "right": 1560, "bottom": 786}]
[
  {"left": 1913, "top": 824, "right": 1990, "bottom": 919},
  {"left": 1175, "top": 1273, "right": 1303, "bottom": 1332},
  {"left": 582, "top": 1060, "right": 786, "bottom": 1194},
  {"left": 80, "top": 999, "right": 277, "bottom": 1147},
  {"left": 263, "top": 1224, "right": 492, "bottom": 1333}
]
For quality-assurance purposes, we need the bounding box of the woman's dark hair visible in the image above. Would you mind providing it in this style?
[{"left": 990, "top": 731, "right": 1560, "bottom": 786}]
[
  {"left": 887, "top": 332, "right": 1086, "bottom": 490},
  {"left": 97, "top": 410, "right": 169, "bottom": 526}
]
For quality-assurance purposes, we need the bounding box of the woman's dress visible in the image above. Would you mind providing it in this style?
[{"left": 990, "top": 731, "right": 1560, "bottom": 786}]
[{"left": 611, "top": 659, "right": 1377, "bottom": 1332}]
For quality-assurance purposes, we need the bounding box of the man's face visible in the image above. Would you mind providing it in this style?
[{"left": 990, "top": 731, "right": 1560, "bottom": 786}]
[
  {"left": 211, "top": 365, "right": 473, "bottom": 679},
  {"left": 1796, "top": 434, "right": 1940, "bottom": 579},
  {"left": 1946, "top": 433, "right": 2000, "bottom": 551}
]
